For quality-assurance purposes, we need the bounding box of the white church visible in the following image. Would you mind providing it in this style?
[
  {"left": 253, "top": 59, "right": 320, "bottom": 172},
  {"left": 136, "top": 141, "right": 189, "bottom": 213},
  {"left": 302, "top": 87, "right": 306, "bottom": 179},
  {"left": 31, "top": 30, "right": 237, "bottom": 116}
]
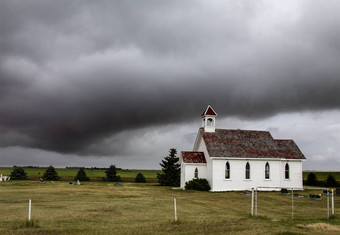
[{"left": 180, "top": 106, "right": 306, "bottom": 191}]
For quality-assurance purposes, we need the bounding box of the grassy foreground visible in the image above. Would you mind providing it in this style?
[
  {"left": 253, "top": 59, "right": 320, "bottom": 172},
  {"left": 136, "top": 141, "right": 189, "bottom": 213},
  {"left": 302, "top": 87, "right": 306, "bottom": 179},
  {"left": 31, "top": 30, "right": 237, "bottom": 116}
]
[{"left": 0, "top": 181, "right": 339, "bottom": 234}]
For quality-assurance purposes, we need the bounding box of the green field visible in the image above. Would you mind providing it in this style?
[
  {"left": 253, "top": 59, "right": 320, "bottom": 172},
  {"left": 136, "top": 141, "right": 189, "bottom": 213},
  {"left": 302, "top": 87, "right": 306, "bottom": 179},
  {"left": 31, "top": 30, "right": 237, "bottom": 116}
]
[
  {"left": 0, "top": 181, "right": 339, "bottom": 234},
  {"left": 0, "top": 167, "right": 161, "bottom": 182}
]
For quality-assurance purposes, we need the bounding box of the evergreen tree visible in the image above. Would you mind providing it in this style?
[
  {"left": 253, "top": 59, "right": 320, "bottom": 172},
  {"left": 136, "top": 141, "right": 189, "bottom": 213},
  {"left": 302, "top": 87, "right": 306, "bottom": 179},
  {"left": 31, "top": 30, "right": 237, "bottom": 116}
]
[
  {"left": 306, "top": 172, "right": 318, "bottom": 186},
  {"left": 42, "top": 165, "right": 60, "bottom": 181},
  {"left": 10, "top": 166, "right": 28, "bottom": 180},
  {"left": 105, "top": 165, "right": 121, "bottom": 182},
  {"left": 325, "top": 174, "right": 337, "bottom": 187},
  {"left": 135, "top": 172, "right": 146, "bottom": 183},
  {"left": 157, "top": 148, "right": 180, "bottom": 186},
  {"left": 74, "top": 168, "right": 90, "bottom": 181}
]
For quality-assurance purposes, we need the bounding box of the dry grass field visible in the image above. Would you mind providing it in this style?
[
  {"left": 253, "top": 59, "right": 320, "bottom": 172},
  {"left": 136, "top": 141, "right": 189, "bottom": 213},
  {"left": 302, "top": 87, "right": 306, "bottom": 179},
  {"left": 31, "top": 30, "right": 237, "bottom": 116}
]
[{"left": 0, "top": 181, "right": 339, "bottom": 234}]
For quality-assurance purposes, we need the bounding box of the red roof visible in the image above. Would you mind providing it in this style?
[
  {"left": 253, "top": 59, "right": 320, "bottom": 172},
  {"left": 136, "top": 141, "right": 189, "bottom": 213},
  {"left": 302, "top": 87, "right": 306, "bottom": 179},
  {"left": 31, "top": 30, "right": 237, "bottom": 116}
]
[
  {"left": 201, "top": 105, "right": 217, "bottom": 116},
  {"left": 182, "top": 151, "right": 207, "bottom": 163},
  {"left": 201, "top": 128, "right": 306, "bottom": 160},
  {"left": 275, "top": 139, "right": 306, "bottom": 159}
]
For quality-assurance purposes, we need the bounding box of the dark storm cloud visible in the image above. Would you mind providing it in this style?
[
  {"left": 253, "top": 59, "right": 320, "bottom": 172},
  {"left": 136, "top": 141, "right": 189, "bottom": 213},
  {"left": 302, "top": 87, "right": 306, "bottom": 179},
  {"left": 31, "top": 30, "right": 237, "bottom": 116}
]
[{"left": 1, "top": 1, "right": 340, "bottom": 154}]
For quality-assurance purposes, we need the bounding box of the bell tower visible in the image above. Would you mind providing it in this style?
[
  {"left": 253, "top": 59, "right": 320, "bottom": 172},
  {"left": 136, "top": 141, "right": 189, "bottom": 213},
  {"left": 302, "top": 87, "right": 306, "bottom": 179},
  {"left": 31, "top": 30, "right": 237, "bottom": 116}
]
[{"left": 201, "top": 105, "right": 217, "bottom": 132}]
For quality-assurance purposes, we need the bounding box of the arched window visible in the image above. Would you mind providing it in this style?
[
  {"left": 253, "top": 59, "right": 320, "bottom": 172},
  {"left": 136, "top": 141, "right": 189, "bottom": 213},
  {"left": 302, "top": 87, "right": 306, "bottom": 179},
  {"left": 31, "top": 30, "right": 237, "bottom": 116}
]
[
  {"left": 265, "top": 162, "right": 270, "bottom": 179},
  {"left": 207, "top": 118, "right": 213, "bottom": 126},
  {"left": 285, "top": 163, "right": 289, "bottom": 179},
  {"left": 194, "top": 168, "right": 198, "bottom": 178},
  {"left": 225, "top": 162, "right": 230, "bottom": 179},
  {"left": 245, "top": 162, "right": 250, "bottom": 179}
]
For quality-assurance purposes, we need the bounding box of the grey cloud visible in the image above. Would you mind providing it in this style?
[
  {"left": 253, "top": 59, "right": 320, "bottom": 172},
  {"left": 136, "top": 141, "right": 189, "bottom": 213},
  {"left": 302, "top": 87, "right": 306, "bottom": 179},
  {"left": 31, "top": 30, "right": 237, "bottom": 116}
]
[{"left": 1, "top": 1, "right": 340, "bottom": 155}]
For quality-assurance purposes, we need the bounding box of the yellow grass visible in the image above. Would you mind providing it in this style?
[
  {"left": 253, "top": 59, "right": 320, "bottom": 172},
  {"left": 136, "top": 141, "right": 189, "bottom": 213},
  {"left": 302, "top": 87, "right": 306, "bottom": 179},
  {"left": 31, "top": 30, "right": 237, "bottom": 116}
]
[{"left": 0, "top": 181, "right": 339, "bottom": 234}]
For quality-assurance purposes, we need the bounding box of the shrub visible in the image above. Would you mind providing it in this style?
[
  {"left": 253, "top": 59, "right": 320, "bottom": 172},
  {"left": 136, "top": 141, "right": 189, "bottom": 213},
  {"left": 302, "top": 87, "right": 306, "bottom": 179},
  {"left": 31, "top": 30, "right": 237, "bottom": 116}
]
[
  {"left": 185, "top": 178, "right": 211, "bottom": 191},
  {"left": 135, "top": 172, "right": 146, "bottom": 183},
  {"left": 74, "top": 168, "right": 90, "bottom": 181},
  {"left": 42, "top": 166, "right": 60, "bottom": 181},
  {"left": 10, "top": 167, "right": 28, "bottom": 180},
  {"left": 105, "top": 165, "right": 121, "bottom": 182},
  {"left": 306, "top": 172, "right": 318, "bottom": 186},
  {"left": 157, "top": 148, "right": 180, "bottom": 186}
]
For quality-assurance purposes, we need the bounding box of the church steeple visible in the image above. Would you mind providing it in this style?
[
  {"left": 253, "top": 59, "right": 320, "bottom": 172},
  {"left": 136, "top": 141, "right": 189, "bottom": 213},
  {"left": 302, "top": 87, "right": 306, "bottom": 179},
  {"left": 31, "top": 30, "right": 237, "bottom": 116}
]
[{"left": 201, "top": 105, "right": 217, "bottom": 132}]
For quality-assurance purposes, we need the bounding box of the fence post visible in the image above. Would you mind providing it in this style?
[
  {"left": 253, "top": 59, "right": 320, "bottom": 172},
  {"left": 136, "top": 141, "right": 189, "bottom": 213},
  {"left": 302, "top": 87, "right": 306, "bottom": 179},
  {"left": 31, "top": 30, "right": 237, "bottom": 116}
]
[
  {"left": 331, "top": 189, "right": 334, "bottom": 216},
  {"left": 174, "top": 198, "right": 177, "bottom": 222},
  {"left": 327, "top": 190, "right": 330, "bottom": 219},
  {"left": 255, "top": 189, "right": 257, "bottom": 217},
  {"left": 291, "top": 189, "right": 294, "bottom": 220},
  {"left": 28, "top": 199, "right": 31, "bottom": 221},
  {"left": 251, "top": 188, "right": 254, "bottom": 216}
]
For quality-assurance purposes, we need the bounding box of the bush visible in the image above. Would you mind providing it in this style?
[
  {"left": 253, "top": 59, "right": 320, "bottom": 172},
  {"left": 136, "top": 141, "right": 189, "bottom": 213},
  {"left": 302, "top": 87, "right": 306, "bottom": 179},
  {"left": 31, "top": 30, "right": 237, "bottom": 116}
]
[
  {"left": 105, "top": 165, "right": 121, "bottom": 182},
  {"left": 306, "top": 172, "right": 318, "bottom": 186},
  {"left": 74, "top": 168, "right": 90, "bottom": 181},
  {"left": 135, "top": 173, "right": 146, "bottom": 183},
  {"left": 43, "top": 166, "right": 60, "bottom": 181},
  {"left": 185, "top": 178, "right": 211, "bottom": 191},
  {"left": 10, "top": 167, "right": 28, "bottom": 180}
]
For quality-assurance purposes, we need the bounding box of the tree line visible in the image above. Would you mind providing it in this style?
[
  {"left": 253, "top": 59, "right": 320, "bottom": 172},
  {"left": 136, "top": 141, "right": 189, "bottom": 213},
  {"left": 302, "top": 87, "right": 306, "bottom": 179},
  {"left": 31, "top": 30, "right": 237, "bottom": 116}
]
[
  {"left": 9, "top": 165, "right": 146, "bottom": 183},
  {"left": 305, "top": 172, "right": 339, "bottom": 187}
]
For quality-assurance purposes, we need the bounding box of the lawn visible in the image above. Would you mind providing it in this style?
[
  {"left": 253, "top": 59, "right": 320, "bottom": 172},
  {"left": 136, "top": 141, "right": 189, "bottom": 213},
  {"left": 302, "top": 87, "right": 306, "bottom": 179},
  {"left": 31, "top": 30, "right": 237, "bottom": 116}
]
[{"left": 0, "top": 181, "right": 339, "bottom": 234}]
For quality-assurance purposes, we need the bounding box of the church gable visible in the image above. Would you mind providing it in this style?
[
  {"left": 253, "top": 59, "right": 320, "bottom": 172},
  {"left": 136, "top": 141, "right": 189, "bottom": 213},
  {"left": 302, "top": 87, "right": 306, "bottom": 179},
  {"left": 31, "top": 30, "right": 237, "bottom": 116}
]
[{"left": 201, "top": 105, "right": 217, "bottom": 116}]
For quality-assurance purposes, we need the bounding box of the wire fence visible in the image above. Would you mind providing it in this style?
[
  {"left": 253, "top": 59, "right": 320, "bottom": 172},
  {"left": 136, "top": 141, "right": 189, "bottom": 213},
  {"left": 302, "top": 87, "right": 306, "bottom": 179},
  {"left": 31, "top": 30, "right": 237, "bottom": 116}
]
[{"left": 250, "top": 187, "right": 336, "bottom": 220}]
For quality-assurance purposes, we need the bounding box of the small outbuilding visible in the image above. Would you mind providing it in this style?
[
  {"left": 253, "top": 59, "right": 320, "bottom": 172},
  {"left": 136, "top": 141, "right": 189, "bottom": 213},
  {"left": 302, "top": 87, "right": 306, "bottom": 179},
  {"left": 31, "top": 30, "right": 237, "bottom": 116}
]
[{"left": 180, "top": 105, "right": 306, "bottom": 191}]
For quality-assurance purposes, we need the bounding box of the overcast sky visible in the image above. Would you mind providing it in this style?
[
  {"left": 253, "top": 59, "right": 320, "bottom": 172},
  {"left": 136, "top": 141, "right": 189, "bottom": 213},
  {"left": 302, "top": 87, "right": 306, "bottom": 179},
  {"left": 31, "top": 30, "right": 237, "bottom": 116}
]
[{"left": 1, "top": 1, "right": 340, "bottom": 170}]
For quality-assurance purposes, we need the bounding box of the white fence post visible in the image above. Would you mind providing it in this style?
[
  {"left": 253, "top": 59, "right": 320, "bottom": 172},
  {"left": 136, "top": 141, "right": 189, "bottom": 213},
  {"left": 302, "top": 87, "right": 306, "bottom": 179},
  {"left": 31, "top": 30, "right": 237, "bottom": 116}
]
[
  {"left": 251, "top": 188, "right": 254, "bottom": 216},
  {"left": 331, "top": 189, "right": 335, "bottom": 216},
  {"left": 255, "top": 189, "right": 257, "bottom": 217},
  {"left": 174, "top": 198, "right": 177, "bottom": 222},
  {"left": 28, "top": 199, "right": 31, "bottom": 221},
  {"left": 327, "top": 190, "right": 330, "bottom": 219},
  {"left": 291, "top": 189, "right": 294, "bottom": 220}
]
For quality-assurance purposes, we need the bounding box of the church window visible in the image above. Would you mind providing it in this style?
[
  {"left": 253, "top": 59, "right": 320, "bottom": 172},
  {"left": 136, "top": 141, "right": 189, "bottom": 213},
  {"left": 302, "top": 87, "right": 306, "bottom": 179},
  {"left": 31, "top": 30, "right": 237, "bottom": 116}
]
[
  {"left": 265, "top": 162, "right": 270, "bottom": 179},
  {"left": 285, "top": 163, "right": 289, "bottom": 179},
  {"left": 207, "top": 118, "right": 213, "bottom": 126},
  {"left": 225, "top": 162, "right": 230, "bottom": 179},
  {"left": 194, "top": 168, "right": 198, "bottom": 178},
  {"left": 245, "top": 162, "right": 250, "bottom": 179}
]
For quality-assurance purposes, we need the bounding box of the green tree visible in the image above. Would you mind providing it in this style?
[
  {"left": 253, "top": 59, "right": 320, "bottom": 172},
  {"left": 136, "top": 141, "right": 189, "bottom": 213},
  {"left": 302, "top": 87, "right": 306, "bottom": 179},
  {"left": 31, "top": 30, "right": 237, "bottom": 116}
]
[
  {"left": 306, "top": 172, "right": 318, "bottom": 186},
  {"left": 43, "top": 165, "right": 60, "bottom": 181},
  {"left": 135, "top": 172, "right": 146, "bottom": 183},
  {"left": 325, "top": 174, "right": 337, "bottom": 187},
  {"left": 105, "top": 165, "right": 121, "bottom": 182},
  {"left": 74, "top": 168, "right": 90, "bottom": 181},
  {"left": 10, "top": 166, "right": 28, "bottom": 180},
  {"left": 157, "top": 148, "right": 180, "bottom": 186}
]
